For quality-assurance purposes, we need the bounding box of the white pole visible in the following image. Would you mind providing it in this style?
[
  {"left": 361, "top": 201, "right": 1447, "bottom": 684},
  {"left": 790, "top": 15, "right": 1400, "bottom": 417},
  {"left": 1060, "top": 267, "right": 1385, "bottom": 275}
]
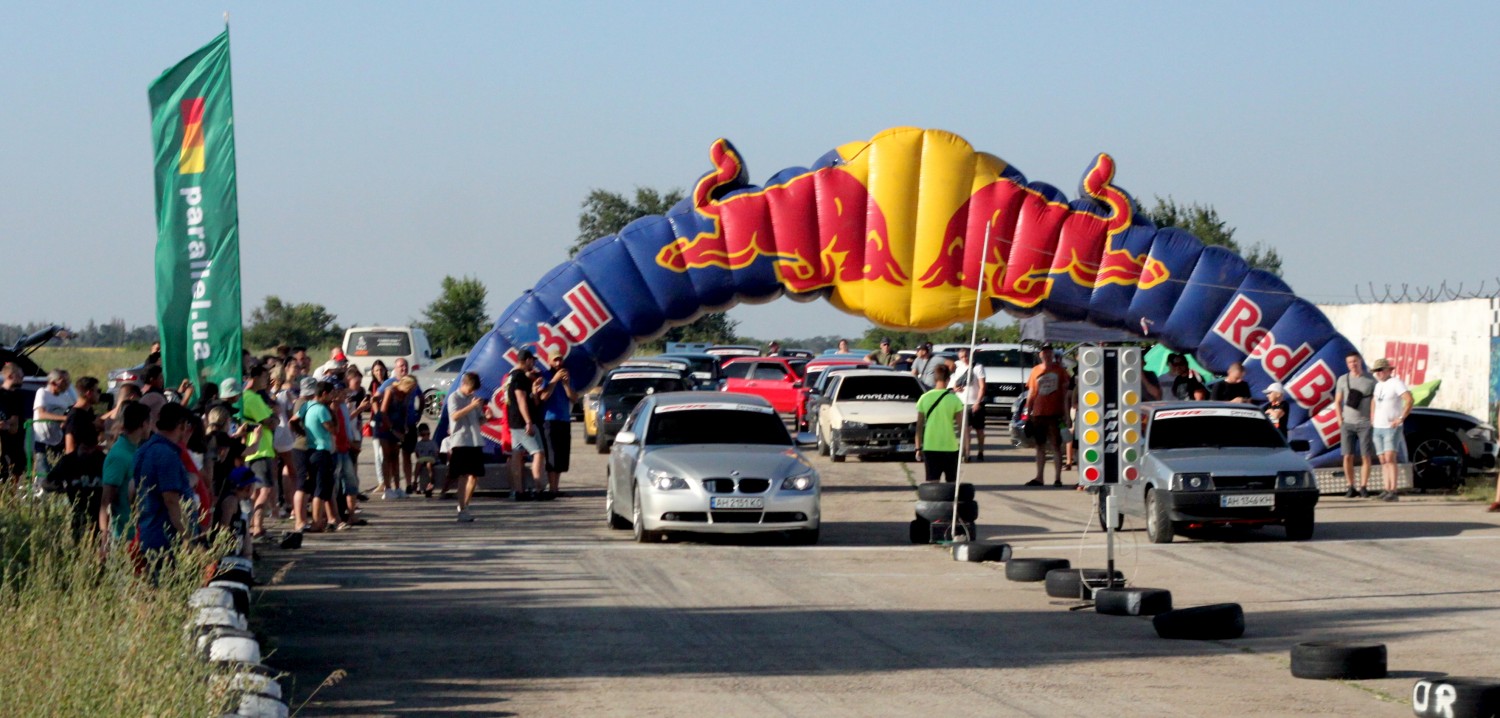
[{"left": 948, "top": 220, "right": 992, "bottom": 540}]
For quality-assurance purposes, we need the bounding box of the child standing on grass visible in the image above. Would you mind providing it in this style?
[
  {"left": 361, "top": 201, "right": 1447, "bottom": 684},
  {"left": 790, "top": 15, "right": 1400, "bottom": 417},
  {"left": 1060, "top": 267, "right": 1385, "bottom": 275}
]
[{"left": 413, "top": 424, "right": 438, "bottom": 497}]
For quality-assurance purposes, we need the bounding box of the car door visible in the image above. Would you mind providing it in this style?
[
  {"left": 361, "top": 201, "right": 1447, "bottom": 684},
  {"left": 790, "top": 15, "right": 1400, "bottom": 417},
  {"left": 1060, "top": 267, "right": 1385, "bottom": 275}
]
[
  {"left": 612, "top": 399, "right": 651, "bottom": 495},
  {"left": 752, "top": 361, "right": 797, "bottom": 413},
  {"left": 818, "top": 375, "right": 843, "bottom": 439}
]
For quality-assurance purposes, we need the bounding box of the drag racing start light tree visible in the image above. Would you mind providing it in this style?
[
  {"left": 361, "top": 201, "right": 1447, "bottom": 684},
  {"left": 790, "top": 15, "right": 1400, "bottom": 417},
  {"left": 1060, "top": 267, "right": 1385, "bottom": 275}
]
[{"left": 1075, "top": 346, "right": 1144, "bottom": 488}]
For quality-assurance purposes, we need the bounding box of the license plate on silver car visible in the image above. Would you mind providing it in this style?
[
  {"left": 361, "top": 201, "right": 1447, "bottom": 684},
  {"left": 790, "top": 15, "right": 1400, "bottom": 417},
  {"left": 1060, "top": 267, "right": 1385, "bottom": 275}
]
[
  {"left": 710, "top": 497, "right": 764, "bottom": 510},
  {"left": 1221, "top": 494, "right": 1274, "bottom": 508}
]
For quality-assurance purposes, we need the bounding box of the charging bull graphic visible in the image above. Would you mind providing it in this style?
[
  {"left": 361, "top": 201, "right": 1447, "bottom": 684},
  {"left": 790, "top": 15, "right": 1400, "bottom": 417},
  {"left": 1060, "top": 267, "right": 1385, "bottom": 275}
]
[{"left": 456, "top": 127, "right": 1361, "bottom": 466}]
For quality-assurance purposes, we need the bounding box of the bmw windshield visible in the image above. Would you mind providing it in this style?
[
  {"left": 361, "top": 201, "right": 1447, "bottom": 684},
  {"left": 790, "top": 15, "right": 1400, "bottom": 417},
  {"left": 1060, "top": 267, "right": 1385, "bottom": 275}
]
[{"left": 647, "top": 408, "right": 791, "bottom": 446}]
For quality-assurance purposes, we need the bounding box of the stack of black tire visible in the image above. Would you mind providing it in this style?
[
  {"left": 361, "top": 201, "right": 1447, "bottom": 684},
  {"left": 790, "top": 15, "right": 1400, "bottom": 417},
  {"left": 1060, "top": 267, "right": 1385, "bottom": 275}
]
[{"left": 910, "top": 483, "right": 978, "bottom": 543}]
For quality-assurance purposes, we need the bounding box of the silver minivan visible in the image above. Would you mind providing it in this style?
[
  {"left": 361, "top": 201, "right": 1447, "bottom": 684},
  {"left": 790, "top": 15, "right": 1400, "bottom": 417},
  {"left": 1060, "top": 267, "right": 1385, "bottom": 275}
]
[{"left": 342, "top": 326, "right": 438, "bottom": 375}]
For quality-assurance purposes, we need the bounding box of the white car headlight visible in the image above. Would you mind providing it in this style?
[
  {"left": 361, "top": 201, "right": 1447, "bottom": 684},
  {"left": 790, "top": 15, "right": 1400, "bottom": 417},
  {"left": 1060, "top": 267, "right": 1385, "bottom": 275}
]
[
  {"left": 647, "top": 469, "right": 689, "bottom": 491},
  {"left": 781, "top": 471, "right": 817, "bottom": 491}
]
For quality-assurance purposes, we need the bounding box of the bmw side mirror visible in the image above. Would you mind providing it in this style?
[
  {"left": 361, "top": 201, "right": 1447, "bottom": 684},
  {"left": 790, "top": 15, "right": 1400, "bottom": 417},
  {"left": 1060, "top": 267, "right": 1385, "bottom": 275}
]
[
  {"left": 615, "top": 431, "right": 638, "bottom": 446},
  {"left": 1288, "top": 439, "right": 1311, "bottom": 452}
]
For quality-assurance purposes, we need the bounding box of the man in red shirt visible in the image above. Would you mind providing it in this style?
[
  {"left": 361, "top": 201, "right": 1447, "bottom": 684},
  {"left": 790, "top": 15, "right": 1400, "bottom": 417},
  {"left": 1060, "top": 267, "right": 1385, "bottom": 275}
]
[{"left": 1025, "top": 345, "right": 1071, "bottom": 487}]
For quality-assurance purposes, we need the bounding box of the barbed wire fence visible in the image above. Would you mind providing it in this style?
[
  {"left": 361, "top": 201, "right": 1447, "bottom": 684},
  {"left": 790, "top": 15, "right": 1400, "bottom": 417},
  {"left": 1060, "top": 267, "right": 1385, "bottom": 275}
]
[{"left": 1354, "top": 279, "right": 1500, "bottom": 303}]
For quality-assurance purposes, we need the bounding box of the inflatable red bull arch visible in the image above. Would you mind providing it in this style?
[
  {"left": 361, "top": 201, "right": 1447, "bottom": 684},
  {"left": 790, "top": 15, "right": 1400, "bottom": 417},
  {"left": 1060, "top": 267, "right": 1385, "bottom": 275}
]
[{"left": 462, "top": 127, "right": 1356, "bottom": 465}]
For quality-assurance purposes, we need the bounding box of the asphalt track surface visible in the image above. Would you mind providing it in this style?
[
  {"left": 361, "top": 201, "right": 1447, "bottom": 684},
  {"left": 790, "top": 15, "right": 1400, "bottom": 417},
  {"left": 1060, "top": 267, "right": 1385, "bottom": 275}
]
[{"left": 258, "top": 432, "right": 1500, "bottom": 717}]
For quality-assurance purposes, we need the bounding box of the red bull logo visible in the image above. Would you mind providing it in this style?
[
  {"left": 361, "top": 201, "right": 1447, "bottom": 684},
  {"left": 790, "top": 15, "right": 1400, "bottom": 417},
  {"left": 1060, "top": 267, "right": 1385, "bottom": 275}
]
[
  {"left": 502, "top": 282, "right": 612, "bottom": 366},
  {"left": 654, "top": 128, "right": 1172, "bottom": 328}
]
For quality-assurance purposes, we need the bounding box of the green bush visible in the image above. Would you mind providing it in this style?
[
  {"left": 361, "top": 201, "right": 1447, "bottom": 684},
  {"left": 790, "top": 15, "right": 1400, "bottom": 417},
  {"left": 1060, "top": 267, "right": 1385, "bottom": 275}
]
[{"left": 0, "top": 486, "right": 238, "bottom": 716}]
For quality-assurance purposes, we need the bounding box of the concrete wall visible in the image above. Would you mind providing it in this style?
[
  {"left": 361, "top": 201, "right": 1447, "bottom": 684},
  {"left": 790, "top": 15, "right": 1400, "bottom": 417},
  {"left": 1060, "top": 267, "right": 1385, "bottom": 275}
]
[{"left": 1317, "top": 298, "right": 1498, "bottom": 421}]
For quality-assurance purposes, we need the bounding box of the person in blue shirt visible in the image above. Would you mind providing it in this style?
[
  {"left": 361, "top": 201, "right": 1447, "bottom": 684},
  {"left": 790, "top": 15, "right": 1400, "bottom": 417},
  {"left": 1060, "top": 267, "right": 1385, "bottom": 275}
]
[
  {"left": 536, "top": 353, "right": 578, "bottom": 499},
  {"left": 297, "top": 381, "right": 338, "bottom": 532},
  {"left": 132, "top": 402, "right": 195, "bottom": 576}
]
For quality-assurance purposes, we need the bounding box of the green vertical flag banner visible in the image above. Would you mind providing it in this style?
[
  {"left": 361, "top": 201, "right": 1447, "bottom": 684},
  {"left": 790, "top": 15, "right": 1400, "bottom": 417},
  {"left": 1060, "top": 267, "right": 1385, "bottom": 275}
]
[{"left": 148, "top": 29, "right": 243, "bottom": 392}]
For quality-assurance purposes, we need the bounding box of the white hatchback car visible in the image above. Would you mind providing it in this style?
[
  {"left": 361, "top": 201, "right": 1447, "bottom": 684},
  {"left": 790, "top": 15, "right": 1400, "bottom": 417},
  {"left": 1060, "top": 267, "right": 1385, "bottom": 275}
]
[{"left": 815, "top": 370, "right": 924, "bottom": 462}]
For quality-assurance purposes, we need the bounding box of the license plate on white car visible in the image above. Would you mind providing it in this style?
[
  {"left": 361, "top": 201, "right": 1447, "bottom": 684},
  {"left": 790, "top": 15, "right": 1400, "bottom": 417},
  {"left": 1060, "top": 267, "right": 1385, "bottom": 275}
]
[
  {"left": 897, "top": 443, "right": 916, "bottom": 452},
  {"left": 710, "top": 497, "right": 764, "bottom": 510},
  {"left": 1221, "top": 494, "right": 1274, "bottom": 508}
]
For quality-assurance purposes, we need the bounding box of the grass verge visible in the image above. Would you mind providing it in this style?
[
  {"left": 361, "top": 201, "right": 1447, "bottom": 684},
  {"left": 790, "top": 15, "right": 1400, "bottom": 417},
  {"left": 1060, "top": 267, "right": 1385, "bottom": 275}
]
[{"left": 0, "top": 485, "right": 238, "bottom": 717}]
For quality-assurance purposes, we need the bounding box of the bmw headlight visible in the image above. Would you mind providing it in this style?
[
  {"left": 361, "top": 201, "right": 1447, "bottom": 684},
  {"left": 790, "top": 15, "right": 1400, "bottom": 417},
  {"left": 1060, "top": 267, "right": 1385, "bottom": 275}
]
[
  {"left": 647, "top": 469, "right": 689, "bottom": 491},
  {"left": 1171, "top": 472, "right": 1215, "bottom": 491},
  {"left": 842, "top": 421, "right": 868, "bottom": 430},
  {"left": 1277, "top": 470, "right": 1313, "bottom": 488},
  {"left": 781, "top": 470, "right": 818, "bottom": 491}
]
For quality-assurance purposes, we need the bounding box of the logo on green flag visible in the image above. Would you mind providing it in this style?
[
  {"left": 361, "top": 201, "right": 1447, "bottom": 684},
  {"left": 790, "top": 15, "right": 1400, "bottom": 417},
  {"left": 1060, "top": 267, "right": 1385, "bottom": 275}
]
[{"left": 148, "top": 30, "right": 243, "bottom": 392}]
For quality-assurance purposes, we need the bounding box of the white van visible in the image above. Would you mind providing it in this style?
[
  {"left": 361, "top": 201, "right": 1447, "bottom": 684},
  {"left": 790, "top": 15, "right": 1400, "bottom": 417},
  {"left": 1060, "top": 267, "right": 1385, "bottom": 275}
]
[{"left": 342, "top": 326, "right": 438, "bottom": 375}]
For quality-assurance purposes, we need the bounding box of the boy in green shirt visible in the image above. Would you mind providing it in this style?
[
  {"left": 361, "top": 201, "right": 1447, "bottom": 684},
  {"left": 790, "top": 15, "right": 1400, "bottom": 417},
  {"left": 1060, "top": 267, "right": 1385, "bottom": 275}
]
[
  {"left": 99, "top": 401, "right": 151, "bottom": 547},
  {"left": 915, "top": 363, "right": 965, "bottom": 483}
]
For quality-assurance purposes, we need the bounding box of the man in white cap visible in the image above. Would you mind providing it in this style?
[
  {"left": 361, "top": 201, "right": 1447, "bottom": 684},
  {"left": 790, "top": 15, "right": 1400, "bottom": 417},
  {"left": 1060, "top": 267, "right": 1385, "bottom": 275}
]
[
  {"left": 1263, "top": 382, "right": 1289, "bottom": 435},
  {"left": 1370, "top": 357, "right": 1412, "bottom": 501}
]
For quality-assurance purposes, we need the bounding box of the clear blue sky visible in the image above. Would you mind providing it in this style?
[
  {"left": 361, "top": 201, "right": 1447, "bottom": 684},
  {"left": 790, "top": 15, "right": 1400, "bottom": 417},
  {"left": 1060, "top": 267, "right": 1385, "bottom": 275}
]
[{"left": 3, "top": 1, "right": 1496, "bottom": 343}]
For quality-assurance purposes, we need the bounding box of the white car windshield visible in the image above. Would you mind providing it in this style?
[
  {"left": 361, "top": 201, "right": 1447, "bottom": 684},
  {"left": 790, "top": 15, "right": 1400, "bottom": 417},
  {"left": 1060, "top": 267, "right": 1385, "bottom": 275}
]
[
  {"left": 1150, "top": 416, "right": 1287, "bottom": 450},
  {"left": 836, "top": 376, "right": 923, "bottom": 402},
  {"left": 647, "top": 409, "right": 791, "bottom": 446},
  {"left": 973, "top": 349, "right": 1034, "bottom": 368}
]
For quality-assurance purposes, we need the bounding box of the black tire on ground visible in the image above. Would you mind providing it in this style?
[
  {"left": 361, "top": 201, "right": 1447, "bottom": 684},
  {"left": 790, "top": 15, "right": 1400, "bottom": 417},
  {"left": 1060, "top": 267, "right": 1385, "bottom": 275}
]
[
  {"left": 1290, "top": 641, "right": 1388, "bottom": 680},
  {"left": 1005, "top": 557, "right": 1071, "bottom": 582},
  {"left": 909, "top": 517, "right": 931, "bottom": 544},
  {"left": 596, "top": 435, "right": 610, "bottom": 454},
  {"left": 916, "top": 482, "right": 976, "bottom": 502},
  {"left": 1044, "top": 568, "right": 1126, "bottom": 599},
  {"left": 1284, "top": 508, "right": 1315, "bottom": 541},
  {"left": 831, "top": 432, "right": 846, "bottom": 463},
  {"left": 585, "top": 431, "right": 596, "bottom": 445},
  {"left": 817, "top": 428, "right": 829, "bottom": 456},
  {"left": 1412, "top": 677, "right": 1500, "bottom": 718},
  {"left": 1152, "top": 603, "right": 1245, "bottom": 640},
  {"left": 1095, "top": 587, "right": 1173, "bottom": 616},
  {"left": 952, "top": 540, "right": 1011, "bottom": 563},
  {"left": 914, "top": 500, "right": 979, "bottom": 522},
  {"left": 1146, "top": 488, "right": 1175, "bottom": 544}
]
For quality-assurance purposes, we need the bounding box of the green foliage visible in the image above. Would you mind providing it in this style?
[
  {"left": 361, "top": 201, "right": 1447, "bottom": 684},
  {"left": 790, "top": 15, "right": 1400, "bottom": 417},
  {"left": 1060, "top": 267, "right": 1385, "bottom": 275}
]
[
  {"left": 855, "top": 322, "right": 1020, "bottom": 351},
  {"left": 244, "top": 295, "right": 343, "bottom": 349},
  {"left": 418, "top": 275, "right": 488, "bottom": 353},
  {"left": 0, "top": 486, "right": 239, "bottom": 716},
  {"left": 1144, "top": 197, "right": 1283, "bottom": 276},
  {"left": 576, "top": 186, "right": 738, "bottom": 348},
  {"left": 572, "top": 186, "right": 685, "bottom": 258}
]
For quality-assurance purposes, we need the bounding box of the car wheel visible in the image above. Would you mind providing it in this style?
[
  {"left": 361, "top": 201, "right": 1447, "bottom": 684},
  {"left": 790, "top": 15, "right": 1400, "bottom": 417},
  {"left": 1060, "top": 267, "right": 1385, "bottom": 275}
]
[
  {"left": 1152, "top": 603, "right": 1245, "bottom": 640},
  {"left": 914, "top": 500, "right": 979, "bottom": 522},
  {"left": 1146, "top": 488, "right": 1175, "bottom": 544},
  {"left": 916, "top": 482, "right": 974, "bottom": 502},
  {"left": 1410, "top": 434, "right": 1463, "bottom": 490},
  {"left": 596, "top": 434, "right": 610, "bottom": 454},
  {"left": 1045, "top": 568, "right": 1125, "bottom": 599},
  {"left": 1290, "top": 641, "right": 1388, "bottom": 680},
  {"left": 816, "top": 427, "right": 829, "bottom": 457},
  {"left": 605, "top": 473, "right": 630, "bottom": 530},
  {"left": 631, "top": 484, "right": 658, "bottom": 543},
  {"left": 584, "top": 429, "right": 596, "bottom": 445},
  {"left": 830, "top": 431, "right": 846, "bottom": 463},
  {"left": 421, "top": 389, "right": 445, "bottom": 419},
  {"left": 1284, "top": 508, "right": 1315, "bottom": 541}
]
